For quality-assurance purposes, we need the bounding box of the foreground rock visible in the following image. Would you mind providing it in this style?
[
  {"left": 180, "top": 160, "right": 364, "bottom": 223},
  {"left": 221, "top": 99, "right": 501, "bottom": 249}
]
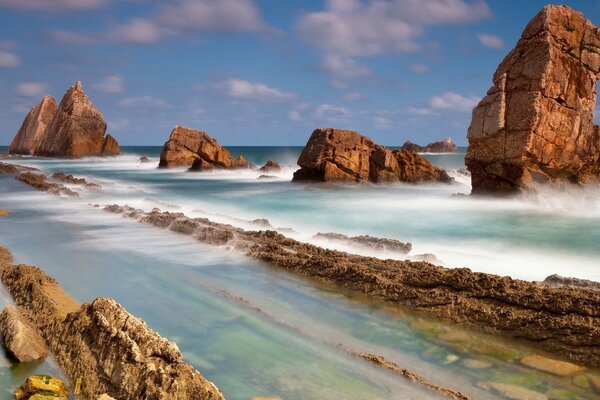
[
  {"left": 0, "top": 254, "right": 224, "bottom": 400},
  {"left": 401, "top": 138, "right": 457, "bottom": 153},
  {"left": 293, "top": 128, "right": 452, "bottom": 183},
  {"left": 15, "top": 375, "right": 69, "bottom": 400},
  {"left": 313, "top": 232, "right": 412, "bottom": 254},
  {"left": 9, "top": 82, "right": 120, "bottom": 157},
  {"left": 159, "top": 125, "right": 253, "bottom": 170},
  {"left": 0, "top": 305, "right": 47, "bottom": 362},
  {"left": 104, "top": 205, "right": 600, "bottom": 367},
  {"left": 466, "top": 5, "right": 600, "bottom": 194}
]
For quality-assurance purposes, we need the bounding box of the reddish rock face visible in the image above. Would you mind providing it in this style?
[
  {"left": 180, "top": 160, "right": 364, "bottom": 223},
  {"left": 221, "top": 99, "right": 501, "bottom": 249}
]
[
  {"left": 466, "top": 5, "right": 600, "bottom": 194},
  {"left": 159, "top": 125, "right": 253, "bottom": 170},
  {"left": 293, "top": 128, "right": 452, "bottom": 183},
  {"left": 8, "top": 96, "right": 57, "bottom": 155}
]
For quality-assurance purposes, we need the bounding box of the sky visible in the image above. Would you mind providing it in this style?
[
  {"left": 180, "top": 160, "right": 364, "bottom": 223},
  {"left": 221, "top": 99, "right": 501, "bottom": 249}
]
[{"left": 0, "top": 0, "right": 599, "bottom": 146}]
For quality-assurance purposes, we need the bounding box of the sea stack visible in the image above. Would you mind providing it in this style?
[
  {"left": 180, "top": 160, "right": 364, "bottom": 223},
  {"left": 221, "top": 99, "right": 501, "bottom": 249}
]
[
  {"left": 293, "top": 128, "right": 451, "bottom": 183},
  {"left": 401, "top": 138, "right": 458, "bottom": 153},
  {"left": 159, "top": 125, "right": 253, "bottom": 170},
  {"left": 465, "top": 5, "right": 600, "bottom": 194},
  {"left": 8, "top": 81, "right": 120, "bottom": 157}
]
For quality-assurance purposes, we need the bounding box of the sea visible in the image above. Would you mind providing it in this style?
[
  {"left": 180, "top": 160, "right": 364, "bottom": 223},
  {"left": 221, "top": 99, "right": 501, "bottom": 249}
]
[{"left": 0, "top": 146, "right": 598, "bottom": 399}]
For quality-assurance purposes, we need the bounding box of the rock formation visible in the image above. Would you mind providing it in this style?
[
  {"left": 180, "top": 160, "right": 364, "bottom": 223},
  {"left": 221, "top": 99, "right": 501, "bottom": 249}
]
[
  {"left": 0, "top": 305, "right": 47, "bottom": 362},
  {"left": 8, "top": 96, "right": 57, "bottom": 155},
  {"left": 259, "top": 160, "right": 281, "bottom": 172},
  {"left": 15, "top": 375, "right": 69, "bottom": 400},
  {"left": 401, "top": 138, "right": 458, "bottom": 153},
  {"left": 15, "top": 172, "right": 79, "bottom": 197},
  {"left": 0, "top": 252, "right": 224, "bottom": 400},
  {"left": 159, "top": 125, "right": 253, "bottom": 170},
  {"left": 8, "top": 82, "right": 120, "bottom": 158},
  {"left": 313, "top": 232, "right": 412, "bottom": 253},
  {"left": 466, "top": 5, "right": 600, "bottom": 194},
  {"left": 293, "top": 128, "right": 452, "bottom": 183}
]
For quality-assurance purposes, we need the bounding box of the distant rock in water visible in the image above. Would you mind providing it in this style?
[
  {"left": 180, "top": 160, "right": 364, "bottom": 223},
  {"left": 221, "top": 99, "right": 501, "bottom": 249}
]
[
  {"left": 139, "top": 155, "right": 150, "bottom": 163},
  {"left": 544, "top": 274, "right": 600, "bottom": 292},
  {"left": 259, "top": 160, "right": 281, "bottom": 172},
  {"left": 159, "top": 125, "right": 253, "bottom": 170},
  {"left": 401, "top": 138, "right": 457, "bottom": 153},
  {"left": 314, "top": 232, "right": 412, "bottom": 254},
  {"left": 293, "top": 128, "right": 452, "bottom": 184},
  {"left": 9, "top": 82, "right": 120, "bottom": 157},
  {"left": 466, "top": 5, "right": 600, "bottom": 194}
]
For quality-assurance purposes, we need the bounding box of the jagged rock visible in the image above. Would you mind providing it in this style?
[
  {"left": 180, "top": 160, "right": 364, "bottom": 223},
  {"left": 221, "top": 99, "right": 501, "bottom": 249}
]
[
  {"left": 8, "top": 96, "right": 57, "bottom": 155},
  {"left": 0, "top": 162, "right": 18, "bottom": 174},
  {"left": 313, "top": 232, "right": 412, "bottom": 253},
  {"left": 520, "top": 354, "right": 585, "bottom": 376},
  {"left": 401, "top": 138, "right": 458, "bottom": 153},
  {"left": 0, "top": 305, "right": 47, "bottom": 362},
  {"left": 15, "top": 172, "right": 79, "bottom": 197},
  {"left": 15, "top": 375, "right": 69, "bottom": 400},
  {"left": 258, "top": 175, "right": 276, "bottom": 179},
  {"left": 159, "top": 125, "right": 253, "bottom": 170},
  {"left": 0, "top": 258, "right": 224, "bottom": 400},
  {"left": 9, "top": 82, "right": 120, "bottom": 157},
  {"left": 259, "top": 160, "right": 281, "bottom": 172},
  {"left": 139, "top": 155, "right": 150, "bottom": 163},
  {"left": 466, "top": 5, "right": 600, "bottom": 194},
  {"left": 293, "top": 128, "right": 452, "bottom": 183}
]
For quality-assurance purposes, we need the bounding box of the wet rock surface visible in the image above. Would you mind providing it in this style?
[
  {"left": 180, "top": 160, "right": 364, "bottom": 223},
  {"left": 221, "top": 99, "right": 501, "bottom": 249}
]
[
  {"left": 313, "top": 232, "right": 412, "bottom": 254},
  {"left": 0, "top": 162, "right": 18, "bottom": 174},
  {"left": 0, "top": 305, "right": 47, "bottom": 362},
  {"left": 401, "top": 138, "right": 458, "bottom": 153},
  {"left": 259, "top": 160, "right": 282, "bottom": 172},
  {"left": 51, "top": 172, "right": 101, "bottom": 190},
  {"left": 466, "top": 5, "right": 600, "bottom": 194},
  {"left": 0, "top": 252, "right": 225, "bottom": 400},
  {"left": 103, "top": 204, "right": 600, "bottom": 367},
  {"left": 293, "top": 128, "right": 452, "bottom": 184},
  {"left": 520, "top": 354, "right": 586, "bottom": 376},
  {"left": 15, "top": 375, "right": 69, "bottom": 400},
  {"left": 9, "top": 82, "right": 120, "bottom": 157},
  {"left": 15, "top": 172, "right": 79, "bottom": 197},
  {"left": 159, "top": 125, "right": 253, "bottom": 170}
]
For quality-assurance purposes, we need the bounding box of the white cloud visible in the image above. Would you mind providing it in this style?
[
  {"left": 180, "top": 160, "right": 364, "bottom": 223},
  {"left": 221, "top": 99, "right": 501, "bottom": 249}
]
[
  {"left": 119, "top": 95, "right": 169, "bottom": 108},
  {"left": 407, "top": 106, "right": 436, "bottom": 116},
  {"left": 313, "top": 103, "right": 349, "bottom": 121},
  {"left": 0, "top": 0, "right": 107, "bottom": 11},
  {"left": 16, "top": 82, "right": 48, "bottom": 97},
  {"left": 220, "top": 79, "right": 296, "bottom": 102},
  {"left": 429, "top": 92, "right": 480, "bottom": 112},
  {"left": 478, "top": 33, "right": 504, "bottom": 49},
  {"left": 408, "top": 63, "right": 430, "bottom": 74},
  {"left": 342, "top": 92, "right": 362, "bottom": 101},
  {"left": 0, "top": 51, "right": 20, "bottom": 67},
  {"left": 50, "top": 30, "right": 98, "bottom": 45},
  {"left": 288, "top": 110, "right": 302, "bottom": 121},
  {"left": 298, "top": 0, "right": 491, "bottom": 83},
  {"left": 92, "top": 76, "right": 124, "bottom": 93},
  {"left": 110, "top": 18, "right": 168, "bottom": 44}
]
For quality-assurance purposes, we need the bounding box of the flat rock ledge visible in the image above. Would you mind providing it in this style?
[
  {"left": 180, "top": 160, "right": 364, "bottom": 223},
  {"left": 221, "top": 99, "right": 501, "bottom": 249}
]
[
  {"left": 0, "top": 250, "right": 224, "bottom": 400},
  {"left": 103, "top": 205, "right": 600, "bottom": 368}
]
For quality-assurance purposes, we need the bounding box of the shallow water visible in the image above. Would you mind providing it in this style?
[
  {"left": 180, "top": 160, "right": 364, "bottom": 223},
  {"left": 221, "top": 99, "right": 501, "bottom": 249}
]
[{"left": 1, "top": 147, "right": 600, "bottom": 399}]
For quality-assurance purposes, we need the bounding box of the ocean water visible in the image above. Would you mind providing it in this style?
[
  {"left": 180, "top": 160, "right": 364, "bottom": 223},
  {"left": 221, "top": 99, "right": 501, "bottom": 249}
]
[{"left": 0, "top": 146, "right": 599, "bottom": 399}]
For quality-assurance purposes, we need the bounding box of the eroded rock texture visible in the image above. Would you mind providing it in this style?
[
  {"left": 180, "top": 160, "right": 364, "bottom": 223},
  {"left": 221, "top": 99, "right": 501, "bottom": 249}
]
[
  {"left": 466, "top": 5, "right": 600, "bottom": 194},
  {"left": 0, "top": 257, "right": 224, "bottom": 400},
  {"left": 293, "top": 128, "right": 452, "bottom": 183},
  {"left": 9, "top": 82, "right": 120, "bottom": 158},
  {"left": 401, "top": 138, "right": 458, "bottom": 153},
  {"left": 159, "top": 125, "right": 253, "bottom": 170},
  {"left": 0, "top": 305, "right": 48, "bottom": 362}
]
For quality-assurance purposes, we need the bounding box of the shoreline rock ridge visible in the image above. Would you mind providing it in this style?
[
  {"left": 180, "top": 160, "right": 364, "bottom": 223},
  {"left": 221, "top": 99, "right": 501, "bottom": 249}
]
[
  {"left": 292, "top": 128, "right": 452, "bottom": 183},
  {"left": 465, "top": 5, "right": 600, "bottom": 194},
  {"left": 401, "top": 138, "right": 458, "bottom": 153},
  {"left": 8, "top": 82, "right": 120, "bottom": 158}
]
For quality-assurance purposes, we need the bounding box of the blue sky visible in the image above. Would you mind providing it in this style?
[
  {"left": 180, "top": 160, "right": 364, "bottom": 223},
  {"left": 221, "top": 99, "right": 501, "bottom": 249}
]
[{"left": 0, "top": 0, "right": 599, "bottom": 146}]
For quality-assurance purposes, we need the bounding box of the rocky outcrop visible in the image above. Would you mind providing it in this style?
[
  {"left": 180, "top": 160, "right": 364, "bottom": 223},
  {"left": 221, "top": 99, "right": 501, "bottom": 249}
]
[
  {"left": 8, "top": 96, "right": 57, "bottom": 155},
  {"left": 293, "top": 128, "right": 452, "bottom": 183},
  {"left": 313, "top": 232, "right": 412, "bottom": 254},
  {"left": 9, "top": 82, "right": 120, "bottom": 158},
  {"left": 159, "top": 125, "right": 253, "bottom": 170},
  {"left": 543, "top": 274, "right": 600, "bottom": 291},
  {"left": 104, "top": 204, "right": 600, "bottom": 367},
  {"left": 466, "top": 5, "right": 600, "bottom": 194},
  {"left": 0, "top": 255, "right": 224, "bottom": 400},
  {"left": 0, "top": 305, "right": 47, "bottom": 362},
  {"left": 0, "top": 162, "right": 18, "bottom": 174},
  {"left": 15, "top": 172, "right": 79, "bottom": 197},
  {"left": 401, "top": 138, "right": 458, "bottom": 153},
  {"left": 259, "top": 160, "right": 281, "bottom": 172}
]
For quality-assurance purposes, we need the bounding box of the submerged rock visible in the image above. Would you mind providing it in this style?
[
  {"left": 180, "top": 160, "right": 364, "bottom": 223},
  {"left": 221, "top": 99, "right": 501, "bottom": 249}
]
[
  {"left": 478, "top": 382, "right": 548, "bottom": 400},
  {"left": 520, "top": 354, "right": 586, "bottom": 376},
  {"left": 401, "top": 138, "right": 458, "bottom": 153},
  {"left": 466, "top": 5, "right": 600, "bottom": 194},
  {"left": 15, "top": 375, "right": 69, "bottom": 400},
  {"left": 15, "top": 172, "right": 79, "bottom": 197},
  {"left": 139, "top": 155, "right": 150, "bottom": 163},
  {"left": 159, "top": 125, "right": 253, "bottom": 170},
  {"left": 293, "top": 128, "right": 452, "bottom": 184},
  {"left": 10, "top": 82, "right": 120, "bottom": 157},
  {"left": 0, "top": 305, "right": 47, "bottom": 362}
]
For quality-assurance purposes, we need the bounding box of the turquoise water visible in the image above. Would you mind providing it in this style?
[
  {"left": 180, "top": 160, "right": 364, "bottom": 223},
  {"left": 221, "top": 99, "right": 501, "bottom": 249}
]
[{"left": 1, "top": 147, "right": 600, "bottom": 399}]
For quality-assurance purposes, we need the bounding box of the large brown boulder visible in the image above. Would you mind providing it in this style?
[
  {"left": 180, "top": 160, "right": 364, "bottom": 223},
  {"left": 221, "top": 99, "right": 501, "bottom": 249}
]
[
  {"left": 8, "top": 96, "right": 57, "bottom": 155},
  {"left": 159, "top": 125, "right": 253, "bottom": 170},
  {"left": 466, "top": 5, "right": 600, "bottom": 194},
  {"left": 293, "top": 128, "right": 451, "bottom": 183},
  {"left": 8, "top": 82, "right": 120, "bottom": 157},
  {"left": 401, "top": 138, "right": 458, "bottom": 153},
  {"left": 0, "top": 305, "right": 47, "bottom": 362}
]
